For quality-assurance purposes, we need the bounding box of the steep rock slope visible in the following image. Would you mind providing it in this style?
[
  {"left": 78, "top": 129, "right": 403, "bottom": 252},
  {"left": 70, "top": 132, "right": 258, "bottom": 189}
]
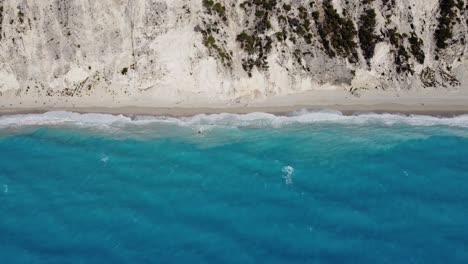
[{"left": 0, "top": 0, "right": 467, "bottom": 104}]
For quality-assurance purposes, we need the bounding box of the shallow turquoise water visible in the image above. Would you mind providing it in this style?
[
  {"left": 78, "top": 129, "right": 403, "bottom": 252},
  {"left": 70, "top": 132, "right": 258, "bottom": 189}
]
[{"left": 1, "top": 111, "right": 468, "bottom": 263}]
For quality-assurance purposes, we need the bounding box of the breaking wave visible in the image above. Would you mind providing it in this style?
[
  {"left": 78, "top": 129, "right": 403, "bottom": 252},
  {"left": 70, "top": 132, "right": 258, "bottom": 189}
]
[
  {"left": 282, "top": 166, "right": 294, "bottom": 185},
  {"left": 1, "top": 109, "right": 468, "bottom": 129}
]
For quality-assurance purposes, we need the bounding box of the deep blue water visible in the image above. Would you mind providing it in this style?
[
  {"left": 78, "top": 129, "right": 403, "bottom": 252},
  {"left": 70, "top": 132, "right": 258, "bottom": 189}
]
[{"left": 1, "top": 111, "right": 468, "bottom": 263}]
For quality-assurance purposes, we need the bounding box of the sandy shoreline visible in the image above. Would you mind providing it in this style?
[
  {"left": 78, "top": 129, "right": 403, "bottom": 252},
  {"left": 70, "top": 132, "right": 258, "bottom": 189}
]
[
  {"left": 2, "top": 103, "right": 468, "bottom": 117},
  {"left": 1, "top": 90, "right": 468, "bottom": 117}
]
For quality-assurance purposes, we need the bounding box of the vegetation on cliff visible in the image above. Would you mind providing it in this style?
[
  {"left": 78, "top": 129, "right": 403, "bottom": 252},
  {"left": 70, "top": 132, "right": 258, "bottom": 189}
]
[{"left": 359, "top": 8, "right": 377, "bottom": 66}]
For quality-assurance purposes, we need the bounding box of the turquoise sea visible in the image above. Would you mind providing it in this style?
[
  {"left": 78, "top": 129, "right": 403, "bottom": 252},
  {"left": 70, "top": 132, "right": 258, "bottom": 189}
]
[{"left": 1, "top": 110, "right": 468, "bottom": 263}]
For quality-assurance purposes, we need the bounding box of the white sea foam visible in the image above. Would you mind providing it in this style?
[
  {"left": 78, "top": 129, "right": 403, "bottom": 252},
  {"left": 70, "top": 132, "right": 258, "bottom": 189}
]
[
  {"left": 100, "top": 156, "right": 110, "bottom": 163},
  {"left": 1, "top": 110, "right": 468, "bottom": 129},
  {"left": 282, "top": 166, "right": 294, "bottom": 185},
  {"left": 0, "top": 111, "right": 131, "bottom": 129}
]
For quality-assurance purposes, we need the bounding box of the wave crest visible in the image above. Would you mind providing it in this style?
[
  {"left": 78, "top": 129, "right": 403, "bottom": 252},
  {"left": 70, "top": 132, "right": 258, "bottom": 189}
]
[{"left": 1, "top": 110, "right": 468, "bottom": 129}]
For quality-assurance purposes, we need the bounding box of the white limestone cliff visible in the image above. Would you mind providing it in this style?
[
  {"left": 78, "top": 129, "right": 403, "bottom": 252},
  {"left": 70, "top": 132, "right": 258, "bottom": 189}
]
[{"left": 0, "top": 0, "right": 466, "bottom": 107}]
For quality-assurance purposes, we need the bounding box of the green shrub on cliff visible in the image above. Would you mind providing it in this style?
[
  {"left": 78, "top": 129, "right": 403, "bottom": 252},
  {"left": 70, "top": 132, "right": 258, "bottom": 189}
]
[
  {"left": 359, "top": 8, "right": 377, "bottom": 65},
  {"left": 318, "top": 1, "right": 358, "bottom": 61},
  {"left": 409, "top": 33, "right": 425, "bottom": 64},
  {"left": 435, "top": 0, "right": 457, "bottom": 49}
]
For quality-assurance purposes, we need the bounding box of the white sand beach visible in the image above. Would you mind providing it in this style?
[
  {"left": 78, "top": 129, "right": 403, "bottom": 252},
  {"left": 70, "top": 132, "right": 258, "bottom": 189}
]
[{"left": 1, "top": 87, "right": 468, "bottom": 117}]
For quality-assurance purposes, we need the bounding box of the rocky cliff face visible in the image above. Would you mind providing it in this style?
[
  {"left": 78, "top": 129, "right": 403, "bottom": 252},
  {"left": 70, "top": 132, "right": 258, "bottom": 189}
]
[{"left": 0, "top": 0, "right": 467, "bottom": 104}]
